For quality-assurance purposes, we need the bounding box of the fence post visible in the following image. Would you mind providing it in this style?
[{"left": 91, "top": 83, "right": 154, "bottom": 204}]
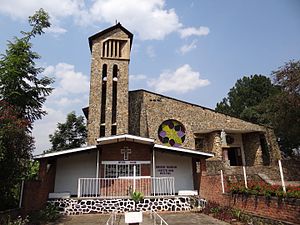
[
  {"left": 242, "top": 166, "right": 248, "bottom": 189},
  {"left": 77, "top": 179, "right": 81, "bottom": 197},
  {"left": 133, "top": 165, "right": 136, "bottom": 192},
  {"left": 220, "top": 170, "right": 225, "bottom": 194},
  {"left": 278, "top": 160, "right": 286, "bottom": 193},
  {"left": 19, "top": 180, "right": 24, "bottom": 208}
]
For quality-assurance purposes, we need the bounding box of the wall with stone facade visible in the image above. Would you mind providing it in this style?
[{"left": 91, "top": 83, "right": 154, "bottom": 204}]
[
  {"left": 22, "top": 158, "right": 56, "bottom": 213},
  {"left": 48, "top": 197, "right": 193, "bottom": 215},
  {"left": 128, "top": 90, "right": 280, "bottom": 165},
  {"left": 242, "top": 132, "right": 263, "bottom": 166},
  {"left": 87, "top": 27, "right": 131, "bottom": 145}
]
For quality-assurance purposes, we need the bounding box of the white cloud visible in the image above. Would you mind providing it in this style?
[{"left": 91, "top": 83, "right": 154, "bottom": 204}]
[
  {"left": 0, "top": 0, "right": 210, "bottom": 40},
  {"left": 148, "top": 64, "right": 210, "bottom": 94},
  {"left": 180, "top": 40, "right": 197, "bottom": 54},
  {"left": 55, "top": 97, "right": 83, "bottom": 106},
  {"left": 129, "top": 74, "right": 147, "bottom": 81},
  {"left": 88, "top": 0, "right": 182, "bottom": 40},
  {"left": 0, "top": 0, "right": 85, "bottom": 34},
  {"left": 33, "top": 106, "right": 66, "bottom": 154},
  {"left": 33, "top": 63, "right": 89, "bottom": 154},
  {"left": 179, "top": 26, "right": 210, "bottom": 38},
  {"left": 47, "top": 63, "right": 90, "bottom": 95}
]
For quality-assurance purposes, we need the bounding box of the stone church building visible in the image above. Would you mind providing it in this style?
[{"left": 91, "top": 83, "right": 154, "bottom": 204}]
[{"left": 23, "top": 23, "right": 281, "bottom": 213}]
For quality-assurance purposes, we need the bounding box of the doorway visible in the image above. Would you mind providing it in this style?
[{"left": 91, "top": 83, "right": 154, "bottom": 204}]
[{"left": 224, "top": 147, "right": 243, "bottom": 166}]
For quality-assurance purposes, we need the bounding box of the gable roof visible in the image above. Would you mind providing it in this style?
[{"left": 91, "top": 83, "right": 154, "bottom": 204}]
[
  {"left": 96, "top": 134, "right": 154, "bottom": 145},
  {"left": 88, "top": 23, "right": 134, "bottom": 52}
]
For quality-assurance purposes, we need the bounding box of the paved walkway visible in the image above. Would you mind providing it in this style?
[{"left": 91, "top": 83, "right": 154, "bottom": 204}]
[{"left": 52, "top": 212, "right": 229, "bottom": 225}]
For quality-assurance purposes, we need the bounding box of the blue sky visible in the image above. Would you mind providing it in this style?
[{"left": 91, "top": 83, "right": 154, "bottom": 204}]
[{"left": 0, "top": 0, "right": 299, "bottom": 154}]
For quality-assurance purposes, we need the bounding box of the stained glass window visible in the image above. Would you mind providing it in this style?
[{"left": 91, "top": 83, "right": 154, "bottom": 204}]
[{"left": 158, "top": 119, "right": 186, "bottom": 147}]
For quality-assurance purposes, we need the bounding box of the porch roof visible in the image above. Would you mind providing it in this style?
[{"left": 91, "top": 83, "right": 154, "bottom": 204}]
[
  {"left": 96, "top": 134, "right": 155, "bottom": 145},
  {"left": 154, "top": 144, "right": 214, "bottom": 157},
  {"left": 34, "top": 145, "right": 97, "bottom": 159}
]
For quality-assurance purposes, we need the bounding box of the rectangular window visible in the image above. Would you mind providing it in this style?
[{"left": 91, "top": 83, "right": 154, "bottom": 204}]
[{"left": 104, "top": 164, "right": 141, "bottom": 178}]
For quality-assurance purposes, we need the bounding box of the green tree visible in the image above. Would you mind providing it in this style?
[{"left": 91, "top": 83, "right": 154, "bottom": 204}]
[
  {"left": 215, "top": 74, "right": 279, "bottom": 123},
  {"left": 215, "top": 62, "right": 300, "bottom": 155},
  {"left": 269, "top": 60, "right": 300, "bottom": 155},
  {"left": 0, "top": 8, "right": 53, "bottom": 125},
  {"left": 48, "top": 112, "right": 87, "bottom": 152},
  {"left": 0, "top": 101, "right": 34, "bottom": 210},
  {"left": 0, "top": 9, "right": 52, "bottom": 210}
]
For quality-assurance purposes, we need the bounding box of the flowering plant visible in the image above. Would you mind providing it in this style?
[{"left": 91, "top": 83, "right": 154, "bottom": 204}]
[{"left": 228, "top": 181, "right": 300, "bottom": 199}]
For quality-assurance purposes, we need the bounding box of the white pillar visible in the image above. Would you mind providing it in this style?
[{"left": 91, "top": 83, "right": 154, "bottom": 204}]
[
  {"left": 152, "top": 150, "right": 156, "bottom": 177},
  {"left": 96, "top": 149, "right": 100, "bottom": 178},
  {"left": 243, "top": 166, "right": 248, "bottom": 189},
  {"left": 133, "top": 165, "right": 136, "bottom": 192},
  {"left": 220, "top": 170, "right": 225, "bottom": 194},
  {"left": 278, "top": 160, "right": 286, "bottom": 193},
  {"left": 77, "top": 179, "right": 81, "bottom": 197}
]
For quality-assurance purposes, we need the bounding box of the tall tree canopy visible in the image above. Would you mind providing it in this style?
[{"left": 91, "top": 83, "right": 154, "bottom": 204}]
[
  {"left": 0, "top": 8, "right": 53, "bottom": 125},
  {"left": 0, "top": 101, "right": 34, "bottom": 210},
  {"left": 215, "top": 61, "right": 300, "bottom": 155},
  {"left": 269, "top": 60, "right": 300, "bottom": 155},
  {"left": 215, "top": 74, "right": 279, "bottom": 124},
  {"left": 48, "top": 112, "right": 87, "bottom": 152},
  {"left": 0, "top": 9, "right": 52, "bottom": 210}
]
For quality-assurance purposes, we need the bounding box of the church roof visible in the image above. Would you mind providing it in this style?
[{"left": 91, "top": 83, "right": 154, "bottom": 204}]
[
  {"left": 34, "top": 134, "right": 213, "bottom": 159},
  {"left": 96, "top": 134, "right": 154, "bottom": 145},
  {"left": 154, "top": 144, "right": 214, "bottom": 158},
  {"left": 88, "top": 22, "right": 133, "bottom": 52},
  {"left": 34, "top": 145, "right": 97, "bottom": 159}
]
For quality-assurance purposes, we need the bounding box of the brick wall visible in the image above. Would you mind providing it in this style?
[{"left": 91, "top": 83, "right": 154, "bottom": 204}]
[
  {"left": 22, "top": 158, "right": 56, "bottom": 213},
  {"left": 100, "top": 141, "right": 152, "bottom": 177},
  {"left": 200, "top": 174, "right": 300, "bottom": 224}
]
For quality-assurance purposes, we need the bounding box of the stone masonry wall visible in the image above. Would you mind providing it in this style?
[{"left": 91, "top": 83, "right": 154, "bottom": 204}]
[
  {"left": 48, "top": 197, "right": 193, "bottom": 215},
  {"left": 242, "top": 133, "right": 263, "bottom": 166},
  {"left": 128, "top": 90, "right": 280, "bottom": 164},
  {"left": 87, "top": 28, "right": 130, "bottom": 145}
]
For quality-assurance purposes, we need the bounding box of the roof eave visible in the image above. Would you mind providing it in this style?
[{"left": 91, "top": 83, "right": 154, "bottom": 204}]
[
  {"left": 88, "top": 23, "right": 133, "bottom": 52},
  {"left": 154, "top": 144, "right": 214, "bottom": 158}
]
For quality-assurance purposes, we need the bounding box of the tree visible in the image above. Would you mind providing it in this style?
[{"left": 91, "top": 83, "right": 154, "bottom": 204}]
[
  {"left": 0, "top": 8, "right": 53, "bottom": 125},
  {"left": 269, "top": 60, "right": 300, "bottom": 155},
  {"left": 215, "top": 74, "right": 279, "bottom": 124},
  {"left": 215, "top": 62, "right": 300, "bottom": 155},
  {"left": 0, "top": 101, "right": 34, "bottom": 210},
  {"left": 0, "top": 9, "right": 52, "bottom": 210},
  {"left": 48, "top": 112, "right": 87, "bottom": 152}
]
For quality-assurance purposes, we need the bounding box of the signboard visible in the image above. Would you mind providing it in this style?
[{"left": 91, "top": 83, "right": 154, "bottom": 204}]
[
  {"left": 156, "top": 165, "right": 177, "bottom": 175},
  {"left": 102, "top": 161, "right": 150, "bottom": 165}
]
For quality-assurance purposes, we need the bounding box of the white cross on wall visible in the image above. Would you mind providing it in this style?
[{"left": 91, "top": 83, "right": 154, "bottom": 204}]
[{"left": 121, "top": 146, "right": 132, "bottom": 160}]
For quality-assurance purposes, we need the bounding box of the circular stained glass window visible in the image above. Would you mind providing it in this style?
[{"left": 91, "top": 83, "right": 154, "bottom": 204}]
[{"left": 158, "top": 120, "right": 186, "bottom": 147}]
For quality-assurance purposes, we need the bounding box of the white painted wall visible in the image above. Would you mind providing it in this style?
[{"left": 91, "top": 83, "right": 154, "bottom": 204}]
[
  {"left": 54, "top": 151, "right": 97, "bottom": 195},
  {"left": 155, "top": 151, "right": 193, "bottom": 192}
]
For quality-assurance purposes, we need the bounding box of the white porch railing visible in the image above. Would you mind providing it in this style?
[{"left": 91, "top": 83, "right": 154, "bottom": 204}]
[
  {"left": 77, "top": 177, "right": 175, "bottom": 198},
  {"left": 105, "top": 211, "right": 117, "bottom": 225},
  {"left": 150, "top": 210, "right": 169, "bottom": 225}
]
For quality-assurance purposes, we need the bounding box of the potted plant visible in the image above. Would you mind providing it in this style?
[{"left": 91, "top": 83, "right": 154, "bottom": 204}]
[{"left": 124, "top": 191, "right": 144, "bottom": 225}]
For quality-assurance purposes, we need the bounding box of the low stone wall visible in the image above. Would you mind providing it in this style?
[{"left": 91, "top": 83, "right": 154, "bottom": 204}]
[{"left": 48, "top": 197, "right": 192, "bottom": 215}]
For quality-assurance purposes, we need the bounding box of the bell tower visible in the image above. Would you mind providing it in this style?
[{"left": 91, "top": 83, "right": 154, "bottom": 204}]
[{"left": 87, "top": 23, "right": 133, "bottom": 145}]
